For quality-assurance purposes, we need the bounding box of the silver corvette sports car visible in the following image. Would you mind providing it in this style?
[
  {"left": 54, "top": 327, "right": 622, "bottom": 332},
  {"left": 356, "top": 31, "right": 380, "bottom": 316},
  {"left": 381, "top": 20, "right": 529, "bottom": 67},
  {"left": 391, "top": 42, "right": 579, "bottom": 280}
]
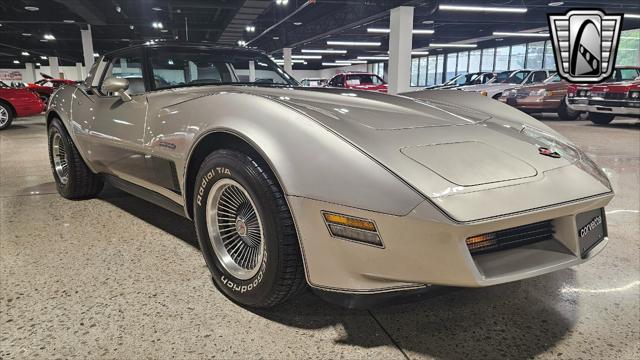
[{"left": 47, "top": 44, "right": 613, "bottom": 308}]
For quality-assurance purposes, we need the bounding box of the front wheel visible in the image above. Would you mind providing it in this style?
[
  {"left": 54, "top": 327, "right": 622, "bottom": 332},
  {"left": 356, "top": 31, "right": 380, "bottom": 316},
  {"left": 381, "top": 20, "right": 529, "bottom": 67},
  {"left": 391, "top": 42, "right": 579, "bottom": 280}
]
[
  {"left": 47, "top": 118, "right": 103, "bottom": 199},
  {"left": 557, "top": 97, "right": 579, "bottom": 120},
  {"left": 0, "top": 101, "right": 14, "bottom": 130},
  {"left": 193, "top": 149, "right": 305, "bottom": 308},
  {"left": 589, "top": 113, "right": 615, "bottom": 125}
]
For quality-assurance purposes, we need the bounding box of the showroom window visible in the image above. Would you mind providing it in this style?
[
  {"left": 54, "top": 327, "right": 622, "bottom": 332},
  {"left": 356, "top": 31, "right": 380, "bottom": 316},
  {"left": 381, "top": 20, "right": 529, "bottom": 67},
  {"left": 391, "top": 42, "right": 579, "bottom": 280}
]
[
  {"left": 456, "top": 51, "right": 468, "bottom": 75},
  {"left": 617, "top": 29, "right": 640, "bottom": 66},
  {"left": 468, "top": 50, "right": 481, "bottom": 73},
  {"left": 509, "top": 44, "right": 526, "bottom": 70},
  {"left": 495, "top": 46, "right": 510, "bottom": 71},
  {"left": 543, "top": 40, "right": 557, "bottom": 70},
  {"left": 410, "top": 58, "right": 419, "bottom": 86},
  {"left": 426, "top": 56, "right": 437, "bottom": 85},
  {"left": 446, "top": 53, "right": 457, "bottom": 81},
  {"left": 418, "top": 57, "right": 428, "bottom": 86},
  {"left": 481, "top": 48, "right": 495, "bottom": 71},
  {"left": 526, "top": 41, "right": 545, "bottom": 69},
  {"left": 435, "top": 55, "right": 444, "bottom": 84}
]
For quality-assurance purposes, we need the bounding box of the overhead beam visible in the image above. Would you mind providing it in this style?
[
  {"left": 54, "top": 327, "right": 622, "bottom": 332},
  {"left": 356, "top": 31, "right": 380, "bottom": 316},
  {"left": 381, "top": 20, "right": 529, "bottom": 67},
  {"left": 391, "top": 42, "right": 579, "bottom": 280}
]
[{"left": 52, "top": 0, "right": 106, "bottom": 25}]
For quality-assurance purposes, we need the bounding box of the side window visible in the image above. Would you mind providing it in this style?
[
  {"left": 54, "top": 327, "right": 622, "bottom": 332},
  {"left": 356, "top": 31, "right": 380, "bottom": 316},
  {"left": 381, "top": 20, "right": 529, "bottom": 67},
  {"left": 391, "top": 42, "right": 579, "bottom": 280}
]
[
  {"left": 329, "top": 76, "right": 343, "bottom": 87},
  {"left": 532, "top": 71, "right": 547, "bottom": 83},
  {"left": 101, "top": 53, "right": 144, "bottom": 95}
]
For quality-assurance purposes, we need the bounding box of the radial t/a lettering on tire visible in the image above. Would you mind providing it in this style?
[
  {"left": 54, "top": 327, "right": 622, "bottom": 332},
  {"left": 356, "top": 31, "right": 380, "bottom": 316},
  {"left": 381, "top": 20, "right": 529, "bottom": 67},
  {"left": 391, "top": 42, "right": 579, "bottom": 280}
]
[{"left": 193, "top": 149, "right": 305, "bottom": 308}]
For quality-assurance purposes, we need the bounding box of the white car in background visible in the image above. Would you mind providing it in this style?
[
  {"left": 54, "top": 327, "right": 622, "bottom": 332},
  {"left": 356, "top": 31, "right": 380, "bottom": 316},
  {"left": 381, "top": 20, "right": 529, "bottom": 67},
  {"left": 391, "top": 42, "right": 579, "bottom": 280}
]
[{"left": 460, "top": 69, "right": 552, "bottom": 99}]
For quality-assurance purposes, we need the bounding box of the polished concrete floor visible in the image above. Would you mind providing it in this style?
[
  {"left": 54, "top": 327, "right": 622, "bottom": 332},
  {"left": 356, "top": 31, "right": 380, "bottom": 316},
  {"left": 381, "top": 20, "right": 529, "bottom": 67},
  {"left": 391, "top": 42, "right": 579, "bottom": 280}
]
[{"left": 1, "top": 115, "right": 638, "bottom": 359}]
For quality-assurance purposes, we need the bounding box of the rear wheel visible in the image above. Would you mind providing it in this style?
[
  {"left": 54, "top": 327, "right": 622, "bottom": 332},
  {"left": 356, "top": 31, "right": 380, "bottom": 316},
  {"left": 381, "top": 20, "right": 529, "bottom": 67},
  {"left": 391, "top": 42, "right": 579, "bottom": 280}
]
[
  {"left": 557, "top": 98, "right": 579, "bottom": 120},
  {"left": 47, "top": 118, "right": 103, "bottom": 199},
  {"left": 589, "top": 113, "right": 615, "bottom": 125},
  {"left": 193, "top": 149, "right": 305, "bottom": 308},
  {"left": 0, "top": 101, "right": 14, "bottom": 130}
]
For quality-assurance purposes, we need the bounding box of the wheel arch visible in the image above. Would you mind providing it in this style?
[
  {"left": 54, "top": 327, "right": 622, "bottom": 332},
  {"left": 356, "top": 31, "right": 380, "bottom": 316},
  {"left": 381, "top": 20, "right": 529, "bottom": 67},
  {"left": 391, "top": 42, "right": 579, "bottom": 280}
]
[
  {"left": 0, "top": 98, "right": 16, "bottom": 117},
  {"left": 183, "top": 130, "right": 287, "bottom": 220}
]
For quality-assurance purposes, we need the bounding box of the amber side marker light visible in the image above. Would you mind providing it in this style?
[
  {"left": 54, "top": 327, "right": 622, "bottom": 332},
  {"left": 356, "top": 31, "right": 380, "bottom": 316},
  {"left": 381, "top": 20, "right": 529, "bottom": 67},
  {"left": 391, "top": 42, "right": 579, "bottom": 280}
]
[
  {"left": 322, "top": 212, "right": 383, "bottom": 247},
  {"left": 466, "top": 233, "right": 498, "bottom": 252}
]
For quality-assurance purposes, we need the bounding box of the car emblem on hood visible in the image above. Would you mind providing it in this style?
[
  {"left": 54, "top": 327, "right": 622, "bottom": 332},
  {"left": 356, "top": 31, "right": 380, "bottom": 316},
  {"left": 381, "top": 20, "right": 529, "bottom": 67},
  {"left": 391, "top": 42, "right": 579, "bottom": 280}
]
[{"left": 539, "top": 147, "right": 561, "bottom": 158}]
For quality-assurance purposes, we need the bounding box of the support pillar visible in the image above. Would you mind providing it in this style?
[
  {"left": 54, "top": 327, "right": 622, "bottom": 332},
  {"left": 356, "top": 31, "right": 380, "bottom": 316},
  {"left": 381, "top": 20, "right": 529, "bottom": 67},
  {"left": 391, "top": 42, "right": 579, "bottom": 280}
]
[
  {"left": 81, "top": 25, "right": 95, "bottom": 70},
  {"left": 76, "top": 62, "right": 84, "bottom": 80},
  {"left": 49, "top": 57, "right": 59, "bottom": 78},
  {"left": 388, "top": 6, "right": 414, "bottom": 94},
  {"left": 25, "top": 63, "right": 36, "bottom": 83},
  {"left": 283, "top": 48, "right": 292, "bottom": 74}
]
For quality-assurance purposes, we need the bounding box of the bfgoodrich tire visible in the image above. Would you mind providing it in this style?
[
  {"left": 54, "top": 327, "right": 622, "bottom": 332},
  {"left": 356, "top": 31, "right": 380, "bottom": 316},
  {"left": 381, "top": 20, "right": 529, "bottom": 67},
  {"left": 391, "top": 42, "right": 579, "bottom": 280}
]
[
  {"left": 589, "top": 113, "right": 615, "bottom": 125},
  {"left": 47, "top": 118, "right": 103, "bottom": 199},
  {"left": 193, "top": 149, "right": 305, "bottom": 308},
  {"left": 0, "top": 101, "right": 14, "bottom": 130}
]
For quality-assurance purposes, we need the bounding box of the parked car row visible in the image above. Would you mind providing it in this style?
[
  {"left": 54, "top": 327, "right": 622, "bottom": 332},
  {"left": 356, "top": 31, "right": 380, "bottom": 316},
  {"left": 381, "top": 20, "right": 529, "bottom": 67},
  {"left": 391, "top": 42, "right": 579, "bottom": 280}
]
[{"left": 0, "top": 80, "right": 46, "bottom": 130}]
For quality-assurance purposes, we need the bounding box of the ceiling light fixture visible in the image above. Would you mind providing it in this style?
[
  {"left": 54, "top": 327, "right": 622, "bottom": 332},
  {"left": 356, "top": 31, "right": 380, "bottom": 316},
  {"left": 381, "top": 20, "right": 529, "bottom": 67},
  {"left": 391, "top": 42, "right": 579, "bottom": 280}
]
[
  {"left": 237, "top": 40, "right": 247, "bottom": 46},
  {"left": 93, "top": 53, "right": 99, "bottom": 57},
  {"left": 36, "top": 62, "right": 41, "bottom": 66},
  {"left": 275, "top": 0, "right": 289, "bottom": 5},
  {"left": 274, "top": 59, "right": 306, "bottom": 64},
  {"left": 293, "top": 22, "right": 302, "bottom": 26},
  {"left": 24, "top": 6, "right": 39, "bottom": 11},
  {"left": 22, "top": 33, "right": 32, "bottom": 36},
  {"left": 273, "top": 36, "right": 280, "bottom": 40},
  {"left": 13, "top": 60, "right": 20, "bottom": 64},
  {"left": 43, "top": 34, "right": 56, "bottom": 40},
  {"left": 130, "top": 25, "right": 135, "bottom": 30},
  {"left": 548, "top": 2, "right": 564, "bottom": 6},
  {"left": 323, "top": 62, "right": 350, "bottom": 66},
  {"left": 493, "top": 31, "right": 549, "bottom": 37},
  {"left": 301, "top": 49, "right": 347, "bottom": 54},
  {"left": 357, "top": 56, "right": 389, "bottom": 60},
  {"left": 367, "top": 28, "right": 434, "bottom": 34},
  {"left": 40, "top": 56, "right": 47, "bottom": 60},
  {"left": 428, "top": 43, "right": 476, "bottom": 48},
  {"left": 21, "top": 51, "right": 30, "bottom": 56},
  {"left": 439, "top": 5, "right": 527, "bottom": 13},
  {"left": 411, "top": 51, "right": 429, "bottom": 55},
  {"left": 152, "top": 7, "right": 162, "bottom": 11},
  {"left": 63, "top": 20, "right": 75, "bottom": 23},
  {"left": 115, "top": 5, "right": 121, "bottom": 13},
  {"left": 625, "top": 14, "right": 640, "bottom": 19},
  {"left": 152, "top": 22, "right": 163, "bottom": 29},
  {"left": 327, "top": 41, "right": 381, "bottom": 46},
  {"left": 245, "top": 25, "right": 256, "bottom": 32},
  {"left": 291, "top": 55, "right": 322, "bottom": 59},
  {"left": 337, "top": 60, "right": 367, "bottom": 64}
]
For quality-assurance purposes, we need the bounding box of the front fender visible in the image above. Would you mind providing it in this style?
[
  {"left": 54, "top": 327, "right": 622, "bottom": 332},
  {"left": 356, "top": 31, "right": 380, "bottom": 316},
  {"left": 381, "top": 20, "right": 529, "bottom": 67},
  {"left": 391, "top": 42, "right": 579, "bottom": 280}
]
[{"left": 150, "top": 92, "right": 425, "bottom": 217}]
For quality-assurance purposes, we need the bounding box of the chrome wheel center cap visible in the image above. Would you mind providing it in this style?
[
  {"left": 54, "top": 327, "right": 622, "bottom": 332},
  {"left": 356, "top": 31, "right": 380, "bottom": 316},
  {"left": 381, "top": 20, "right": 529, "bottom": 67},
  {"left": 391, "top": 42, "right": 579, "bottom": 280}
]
[{"left": 235, "top": 218, "right": 248, "bottom": 237}]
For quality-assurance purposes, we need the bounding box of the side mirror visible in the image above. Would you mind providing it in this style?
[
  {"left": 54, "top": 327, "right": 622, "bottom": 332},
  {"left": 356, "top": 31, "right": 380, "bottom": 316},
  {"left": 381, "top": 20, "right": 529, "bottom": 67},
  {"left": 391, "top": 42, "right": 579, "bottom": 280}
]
[{"left": 102, "top": 77, "right": 131, "bottom": 102}]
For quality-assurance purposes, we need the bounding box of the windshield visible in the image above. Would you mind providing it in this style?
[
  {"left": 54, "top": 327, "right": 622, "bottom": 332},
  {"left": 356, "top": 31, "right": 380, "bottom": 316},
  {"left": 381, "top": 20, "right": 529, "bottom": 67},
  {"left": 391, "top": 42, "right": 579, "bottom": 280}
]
[
  {"left": 444, "top": 73, "right": 478, "bottom": 86},
  {"left": 345, "top": 74, "right": 386, "bottom": 85},
  {"left": 544, "top": 74, "right": 563, "bottom": 83},
  {"left": 503, "top": 70, "right": 531, "bottom": 84},
  {"left": 490, "top": 71, "right": 512, "bottom": 84},
  {"left": 148, "top": 48, "right": 298, "bottom": 89},
  {"left": 611, "top": 68, "right": 640, "bottom": 82}
]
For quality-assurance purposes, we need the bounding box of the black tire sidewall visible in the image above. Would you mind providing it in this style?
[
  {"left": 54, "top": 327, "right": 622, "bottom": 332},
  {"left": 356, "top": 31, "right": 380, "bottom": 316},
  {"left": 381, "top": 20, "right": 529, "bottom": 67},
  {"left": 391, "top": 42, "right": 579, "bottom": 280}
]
[
  {"left": 0, "top": 102, "right": 13, "bottom": 130},
  {"left": 47, "top": 119, "right": 73, "bottom": 197},
  {"left": 558, "top": 98, "right": 578, "bottom": 120},
  {"left": 193, "top": 150, "right": 283, "bottom": 307}
]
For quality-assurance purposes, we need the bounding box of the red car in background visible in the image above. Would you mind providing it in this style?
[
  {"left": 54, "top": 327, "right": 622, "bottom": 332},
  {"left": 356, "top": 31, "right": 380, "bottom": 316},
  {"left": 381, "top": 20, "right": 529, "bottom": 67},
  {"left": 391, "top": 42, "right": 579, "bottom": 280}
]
[
  {"left": 0, "top": 81, "right": 46, "bottom": 130},
  {"left": 327, "top": 72, "right": 388, "bottom": 93},
  {"left": 567, "top": 66, "right": 640, "bottom": 124},
  {"left": 27, "top": 73, "right": 75, "bottom": 102}
]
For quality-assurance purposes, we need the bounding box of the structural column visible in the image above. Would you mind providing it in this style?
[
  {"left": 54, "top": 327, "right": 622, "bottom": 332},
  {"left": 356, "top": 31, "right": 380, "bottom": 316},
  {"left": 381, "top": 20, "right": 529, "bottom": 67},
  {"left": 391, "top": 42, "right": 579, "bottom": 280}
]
[
  {"left": 49, "top": 57, "right": 59, "bottom": 78},
  {"left": 283, "top": 48, "right": 292, "bottom": 74},
  {"left": 81, "top": 25, "right": 95, "bottom": 70},
  {"left": 75, "top": 62, "right": 84, "bottom": 80},
  {"left": 24, "top": 63, "right": 36, "bottom": 83},
  {"left": 388, "top": 6, "right": 414, "bottom": 95}
]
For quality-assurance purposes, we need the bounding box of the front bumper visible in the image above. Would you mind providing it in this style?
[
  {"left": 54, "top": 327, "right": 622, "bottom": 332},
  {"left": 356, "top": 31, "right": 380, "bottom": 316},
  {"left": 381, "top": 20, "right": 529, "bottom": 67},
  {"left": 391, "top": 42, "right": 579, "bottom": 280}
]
[
  {"left": 567, "top": 97, "right": 640, "bottom": 116},
  {"left": 289, "top": 192, "right": 613, "bottom": 296}
]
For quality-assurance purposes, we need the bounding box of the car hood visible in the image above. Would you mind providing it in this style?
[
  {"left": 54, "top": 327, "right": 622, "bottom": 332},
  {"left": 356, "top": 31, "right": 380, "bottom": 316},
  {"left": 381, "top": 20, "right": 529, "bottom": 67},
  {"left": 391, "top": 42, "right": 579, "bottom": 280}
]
[{"left": 168, "top": 86, "right": 611, "bottom": 221}]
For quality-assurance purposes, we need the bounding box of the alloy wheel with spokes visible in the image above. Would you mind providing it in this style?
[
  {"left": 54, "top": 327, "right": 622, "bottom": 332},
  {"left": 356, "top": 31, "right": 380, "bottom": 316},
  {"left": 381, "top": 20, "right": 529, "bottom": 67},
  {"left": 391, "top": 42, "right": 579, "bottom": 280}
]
[
  {"left": 206, "top": 179, "right": 265, "bottom": 281},
  {"left": 0, "top": 104, "right": 10, "bottom": 128},
  {"left": 51, "top": 132, "right": 69, "bottom": 184}
]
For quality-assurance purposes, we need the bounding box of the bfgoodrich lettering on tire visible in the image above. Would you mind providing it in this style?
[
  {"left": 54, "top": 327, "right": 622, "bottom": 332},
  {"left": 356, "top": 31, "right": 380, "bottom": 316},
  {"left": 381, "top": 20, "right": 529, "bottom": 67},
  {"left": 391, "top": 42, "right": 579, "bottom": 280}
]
[{"left": 193, "top": 149, "right": 305, "bottom": 307}]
